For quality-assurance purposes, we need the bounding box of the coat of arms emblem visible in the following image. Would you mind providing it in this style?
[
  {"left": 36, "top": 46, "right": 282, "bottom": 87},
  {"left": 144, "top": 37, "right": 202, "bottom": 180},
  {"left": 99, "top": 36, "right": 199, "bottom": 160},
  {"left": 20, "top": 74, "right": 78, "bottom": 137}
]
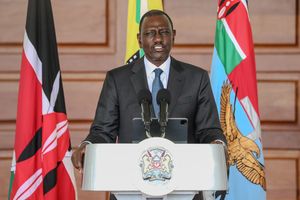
[{"left": 139, "top": 147, "right": 174, "bottom": 182}]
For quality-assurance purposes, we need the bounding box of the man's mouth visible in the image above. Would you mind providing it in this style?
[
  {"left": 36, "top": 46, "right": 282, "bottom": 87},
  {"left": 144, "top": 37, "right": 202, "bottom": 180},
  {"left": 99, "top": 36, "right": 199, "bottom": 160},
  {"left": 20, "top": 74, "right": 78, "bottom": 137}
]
[{"left": 153, "top": 45, "right": 164, "bottom": 52}]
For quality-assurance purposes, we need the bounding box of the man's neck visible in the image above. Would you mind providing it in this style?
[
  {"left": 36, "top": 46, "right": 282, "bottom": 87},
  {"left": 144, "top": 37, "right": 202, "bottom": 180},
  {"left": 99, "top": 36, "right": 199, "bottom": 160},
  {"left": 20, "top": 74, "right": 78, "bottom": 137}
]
[{"left": 144, "top": 56, "right": 171, "bottom": 68}]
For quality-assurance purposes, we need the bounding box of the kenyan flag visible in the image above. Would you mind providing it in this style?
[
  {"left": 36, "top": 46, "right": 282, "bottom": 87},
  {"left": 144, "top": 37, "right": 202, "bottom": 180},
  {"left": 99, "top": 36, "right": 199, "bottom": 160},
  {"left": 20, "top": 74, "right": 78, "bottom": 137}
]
[
  {"left": 8, "top": 0, "right": 77, "bottom": 199},
  {"left": 210, "top": 0, "right": 266, "bottom": 199}
]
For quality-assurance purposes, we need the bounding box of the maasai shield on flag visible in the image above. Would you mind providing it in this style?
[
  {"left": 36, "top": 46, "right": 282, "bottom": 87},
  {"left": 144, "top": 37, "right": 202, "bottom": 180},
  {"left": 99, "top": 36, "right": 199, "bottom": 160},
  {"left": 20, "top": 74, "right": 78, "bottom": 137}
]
[
  {"left": 8, "top": 0, "right": 77, "bottom": 199},
  {"left": 125, "top": 0, "right": 163, "bottom": 64},
  {"left": 210, "top": 0, "right": 266, "bottom": 199}
]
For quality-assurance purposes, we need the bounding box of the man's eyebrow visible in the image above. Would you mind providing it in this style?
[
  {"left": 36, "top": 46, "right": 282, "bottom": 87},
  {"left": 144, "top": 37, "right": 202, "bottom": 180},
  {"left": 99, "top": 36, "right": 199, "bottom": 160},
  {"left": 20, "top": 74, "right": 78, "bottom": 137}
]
[{"left": 144, "top": 27, "right": 170, "bottom": 30}]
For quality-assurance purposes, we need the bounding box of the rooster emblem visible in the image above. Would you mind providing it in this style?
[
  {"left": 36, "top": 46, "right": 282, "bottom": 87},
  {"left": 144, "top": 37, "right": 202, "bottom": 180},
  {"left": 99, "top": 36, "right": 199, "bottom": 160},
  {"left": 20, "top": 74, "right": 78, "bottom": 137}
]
[{"left": 220, "top": 83, "right": 266, "bottom": 190}]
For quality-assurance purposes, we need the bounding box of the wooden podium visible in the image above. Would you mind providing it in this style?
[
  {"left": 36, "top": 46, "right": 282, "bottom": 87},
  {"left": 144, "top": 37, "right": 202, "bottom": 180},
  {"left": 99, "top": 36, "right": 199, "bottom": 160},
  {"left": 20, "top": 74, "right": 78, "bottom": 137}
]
[{"left": 82, "top": 137, "right": 227, "bottom": 200}]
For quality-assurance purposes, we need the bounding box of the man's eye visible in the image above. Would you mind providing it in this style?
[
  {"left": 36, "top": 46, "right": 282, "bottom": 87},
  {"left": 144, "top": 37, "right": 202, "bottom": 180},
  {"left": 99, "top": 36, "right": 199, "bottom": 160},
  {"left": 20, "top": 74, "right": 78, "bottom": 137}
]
[
  {"left": 160, "top": 30, "right": 170, "bottom": 35},
  {"left": 144, "top": 31, "right": 155, "bottom": 37}
]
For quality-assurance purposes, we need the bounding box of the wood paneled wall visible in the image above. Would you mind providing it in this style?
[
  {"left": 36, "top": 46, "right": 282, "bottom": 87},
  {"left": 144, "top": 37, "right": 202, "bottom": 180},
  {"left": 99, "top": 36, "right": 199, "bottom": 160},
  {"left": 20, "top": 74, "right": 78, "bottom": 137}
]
[{"left": 0, "top": 0, "right": 299, "bottom": 199}]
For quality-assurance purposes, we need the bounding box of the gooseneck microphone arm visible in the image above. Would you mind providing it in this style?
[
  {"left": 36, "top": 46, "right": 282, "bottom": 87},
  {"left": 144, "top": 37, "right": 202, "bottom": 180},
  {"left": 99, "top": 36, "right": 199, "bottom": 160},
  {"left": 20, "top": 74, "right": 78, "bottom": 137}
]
[
  {"left": 157, "top": 89, "right": 171, "bottom": 138},
  {"left": 137, "top": 89, "right": 152, "bottom": 138}
]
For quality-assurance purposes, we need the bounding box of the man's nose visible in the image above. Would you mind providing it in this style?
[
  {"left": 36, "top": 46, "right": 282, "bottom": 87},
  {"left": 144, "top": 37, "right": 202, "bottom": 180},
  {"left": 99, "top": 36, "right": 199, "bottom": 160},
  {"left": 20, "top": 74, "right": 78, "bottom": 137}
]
[{"left": 153, "top": 32, "right": 162, "bottom": 43}]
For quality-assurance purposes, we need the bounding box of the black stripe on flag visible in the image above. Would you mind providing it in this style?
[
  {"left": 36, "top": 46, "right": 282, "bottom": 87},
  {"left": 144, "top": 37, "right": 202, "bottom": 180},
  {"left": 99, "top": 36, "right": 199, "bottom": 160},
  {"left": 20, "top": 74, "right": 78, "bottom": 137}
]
[
  {"left": 17, "top": 127, "right": 42, "bottom": 162},
  {"left": 43, "top": 162, "right": 60, "bottom": 194},
  {"left": 225, "top": 2, "right": 240, "bottom": 17},
  {"left": 219, "top": 0, "right": 226, "bottom": 7},
  {"left": 25, "top": 0, "right": 66, "bottom": 114}
]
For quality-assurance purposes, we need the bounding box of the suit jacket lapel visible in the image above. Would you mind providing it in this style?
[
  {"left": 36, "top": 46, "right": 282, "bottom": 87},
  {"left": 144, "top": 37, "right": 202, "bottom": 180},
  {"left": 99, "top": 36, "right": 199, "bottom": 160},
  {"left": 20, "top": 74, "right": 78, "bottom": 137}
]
[
  {"left": 130, "top": 57, "right": 149, "bottom": 97},
  {"left": 130, "top": 57, "right": 158, "bottom": 117},
  {"left": 167, "top": 57, "right": 185, "bottom": 115},
  {"left": 130, "top": 57, "right": 185, "bottom": 117}
]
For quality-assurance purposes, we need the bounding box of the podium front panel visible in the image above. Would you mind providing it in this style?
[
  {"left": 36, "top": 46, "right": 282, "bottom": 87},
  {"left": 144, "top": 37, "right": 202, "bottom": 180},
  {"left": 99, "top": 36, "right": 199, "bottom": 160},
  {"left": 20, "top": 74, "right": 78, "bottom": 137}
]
[{"left": 82, "top": 138, "right": 227, "bottom": 196}]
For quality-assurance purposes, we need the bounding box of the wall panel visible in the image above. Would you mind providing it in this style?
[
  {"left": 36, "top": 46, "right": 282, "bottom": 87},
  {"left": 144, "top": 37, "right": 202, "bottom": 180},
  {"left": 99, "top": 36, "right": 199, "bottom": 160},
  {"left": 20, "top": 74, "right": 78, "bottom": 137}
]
[
  {"left": 250, "top": 0, "right": 297, "bottom": 46},
  {"left": 258, "top": 81, "right": 297, "bottom": 123},
  {"left": 52, "top": 0, "right": 108, "bottom": 45},
  {"left": 164, "top": 0, "right": 216, "bottom": 46},
  {"left": 0, "top": 0, "right": 27, "bottom": 45}
]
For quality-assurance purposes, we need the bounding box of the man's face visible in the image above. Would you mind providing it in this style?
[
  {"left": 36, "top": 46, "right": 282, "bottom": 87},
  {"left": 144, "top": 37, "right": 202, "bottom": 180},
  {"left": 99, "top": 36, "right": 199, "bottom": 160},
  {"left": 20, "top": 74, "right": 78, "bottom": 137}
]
[{"left": 138, "top": 15, "right": 176, "bottom": 67}]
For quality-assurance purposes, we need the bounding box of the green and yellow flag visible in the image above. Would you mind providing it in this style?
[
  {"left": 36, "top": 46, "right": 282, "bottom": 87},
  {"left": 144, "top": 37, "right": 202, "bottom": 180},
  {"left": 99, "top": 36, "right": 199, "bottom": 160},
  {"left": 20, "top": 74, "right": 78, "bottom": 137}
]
[{"left": 125, "top": 0, "right": 163, "bottom": 64}]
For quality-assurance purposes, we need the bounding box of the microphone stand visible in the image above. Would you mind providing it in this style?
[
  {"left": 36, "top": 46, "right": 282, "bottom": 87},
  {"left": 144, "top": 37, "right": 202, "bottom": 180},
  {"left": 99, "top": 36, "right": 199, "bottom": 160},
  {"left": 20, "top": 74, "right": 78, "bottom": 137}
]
[
  {"left": 157, "top": 89, "right": 171, "bottom": 138},
  {"left": 144, "top": 118, "right": 151, "bottom": 138},
  {"left": 138, "top": 89, "right": 153, "bottom": 138},
  {"left": 159, "top": 103, "right": 168, "bottom": 138},
  {"left": 140, "top": 98, "right": 152, "bottom": 138}
]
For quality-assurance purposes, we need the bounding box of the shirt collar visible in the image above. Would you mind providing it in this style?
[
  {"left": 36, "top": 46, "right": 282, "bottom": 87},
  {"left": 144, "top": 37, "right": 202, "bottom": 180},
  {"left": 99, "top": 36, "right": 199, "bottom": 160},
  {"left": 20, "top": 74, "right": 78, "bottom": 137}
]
[{"left": 144, "top": 56, "right": 171, "bottom": 77}]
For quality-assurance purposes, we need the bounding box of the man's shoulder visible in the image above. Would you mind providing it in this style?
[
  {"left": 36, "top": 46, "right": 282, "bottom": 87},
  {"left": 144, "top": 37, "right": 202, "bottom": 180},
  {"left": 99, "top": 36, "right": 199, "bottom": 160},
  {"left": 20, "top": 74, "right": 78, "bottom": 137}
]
[
  {"left": 108, "top": 58, "right": 144, "bottom": 75},
  {"left": 106, "top": 62, "right": 136, "bottom": 78},
  {"left": 171, "top": 57, "right": 208, "bottom": 74},
  {"left": 109, "top": 63, "right": 132, "bottom": 73}
]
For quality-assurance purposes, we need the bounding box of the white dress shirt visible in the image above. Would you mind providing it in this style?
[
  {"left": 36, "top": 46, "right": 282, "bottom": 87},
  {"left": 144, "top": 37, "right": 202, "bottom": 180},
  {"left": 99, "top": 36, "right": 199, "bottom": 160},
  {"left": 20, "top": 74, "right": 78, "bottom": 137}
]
[{"left": 144, "top": 56, "right": 171, "bottom": 91}]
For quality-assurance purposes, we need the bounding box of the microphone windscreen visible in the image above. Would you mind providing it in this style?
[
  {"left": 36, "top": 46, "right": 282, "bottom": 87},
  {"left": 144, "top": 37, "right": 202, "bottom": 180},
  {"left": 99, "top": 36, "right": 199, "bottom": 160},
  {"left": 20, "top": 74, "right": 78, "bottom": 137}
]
[
  {"left": 157, "top": 89, "right": 171, "bottom": 104},
  {"left": 137, "top": 89, "right": 152, "bottom": 104}
]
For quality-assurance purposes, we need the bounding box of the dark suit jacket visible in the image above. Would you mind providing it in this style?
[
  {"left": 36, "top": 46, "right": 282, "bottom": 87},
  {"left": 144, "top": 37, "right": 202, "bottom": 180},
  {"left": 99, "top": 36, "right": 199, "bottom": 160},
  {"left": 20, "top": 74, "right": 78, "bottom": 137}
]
[{"left": 84, "top": 57, "right": 226, "bottom": 144}]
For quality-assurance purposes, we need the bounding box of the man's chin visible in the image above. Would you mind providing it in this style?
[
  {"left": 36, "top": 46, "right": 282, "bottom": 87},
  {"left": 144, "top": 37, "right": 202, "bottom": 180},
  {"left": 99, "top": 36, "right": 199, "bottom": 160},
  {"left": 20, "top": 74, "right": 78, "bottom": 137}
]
[
  {"left": 153, "top": 56, "right": 168, "bottom": 62},
  {"left": 152, "top": 53, "right": 169, "bottom": 61}
]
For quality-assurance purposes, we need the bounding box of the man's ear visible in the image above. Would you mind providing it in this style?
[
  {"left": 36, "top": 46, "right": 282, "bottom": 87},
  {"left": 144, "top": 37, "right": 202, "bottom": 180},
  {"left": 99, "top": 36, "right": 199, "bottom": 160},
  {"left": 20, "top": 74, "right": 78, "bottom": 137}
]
[
  {"left": 137, "top": 33, "right": 142, "bottom": 48},
  {"left": 172, "top": 30, "right": 176, "bottom": 43}
]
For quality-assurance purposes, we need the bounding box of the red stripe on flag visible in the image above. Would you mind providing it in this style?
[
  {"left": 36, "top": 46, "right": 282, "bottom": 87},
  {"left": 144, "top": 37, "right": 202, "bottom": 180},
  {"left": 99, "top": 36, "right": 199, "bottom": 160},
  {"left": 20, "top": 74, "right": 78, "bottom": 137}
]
[
  {"left": 11, "top": 150, "right": 43, "bottom": 200},
  {"left": 14, "top": 51, "right": 43, "bottom": 159},
  {"left": 225, "top": 2, "right": 260, "bottom": 115},
  {"left": 44, "top": 162, "right": 76, "bottom": 200},
  {"left": 225, "top": 2, "right": 254, "bottom": 57},
  {"left": 11, "top": 48, "right": 43, "bottom": 199},
  {"left": 42, "top": 113, "right": 70, "bottom": 177},
  {"left": 228, "top": 55, "right": 260, "bottom": 115}
]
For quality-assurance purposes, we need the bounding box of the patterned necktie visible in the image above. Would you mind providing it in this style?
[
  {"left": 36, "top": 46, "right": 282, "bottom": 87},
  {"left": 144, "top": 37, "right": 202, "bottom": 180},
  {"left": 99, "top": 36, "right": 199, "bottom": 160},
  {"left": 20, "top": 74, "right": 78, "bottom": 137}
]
[{"left": 152, "top": 68, "right": 163, "bottom": 117}]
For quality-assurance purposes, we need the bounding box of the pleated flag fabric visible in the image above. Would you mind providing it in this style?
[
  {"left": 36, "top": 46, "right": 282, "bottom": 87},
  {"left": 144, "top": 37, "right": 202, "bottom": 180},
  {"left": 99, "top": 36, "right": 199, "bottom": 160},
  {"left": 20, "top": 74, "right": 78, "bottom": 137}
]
[
  {"left": 210, "top": 0, "right": 266, "bottom": 199},
  {"left": 8, "top": 0, "right": 77, "bottom": 199}
]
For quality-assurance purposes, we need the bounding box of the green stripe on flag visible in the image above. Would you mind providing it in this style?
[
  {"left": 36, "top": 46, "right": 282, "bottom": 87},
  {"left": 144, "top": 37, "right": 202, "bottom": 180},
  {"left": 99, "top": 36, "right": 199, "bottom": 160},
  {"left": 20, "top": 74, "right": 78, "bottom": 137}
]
[
  {"left": 215, "top": 20, "right": 243, "bottom": 74},
  {"left": 136, "top": 0, "right": 141, "bottom": 23},
  {"left": 139, "top": 48, "right": 144, "bottom": 57},
  {"left": 8, "top": 171, "right": 14, "bottom": 200}
]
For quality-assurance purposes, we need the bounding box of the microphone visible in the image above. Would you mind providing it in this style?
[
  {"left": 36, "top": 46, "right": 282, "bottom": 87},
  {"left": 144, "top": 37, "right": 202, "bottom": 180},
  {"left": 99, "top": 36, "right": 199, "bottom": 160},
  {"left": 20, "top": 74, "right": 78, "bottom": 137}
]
[
  {"left": 157, "top": 89, "right": 171, "bottom": 137},
  {"left": 137, "top": 89, "right": 152, "bottom": 138}
]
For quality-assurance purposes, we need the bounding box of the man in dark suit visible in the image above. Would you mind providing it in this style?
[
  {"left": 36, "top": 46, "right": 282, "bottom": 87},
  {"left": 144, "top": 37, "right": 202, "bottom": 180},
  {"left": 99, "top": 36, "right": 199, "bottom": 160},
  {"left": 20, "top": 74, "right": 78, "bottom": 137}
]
[{"left": 72, "top": 10, "right": 226, "bottom": 200}]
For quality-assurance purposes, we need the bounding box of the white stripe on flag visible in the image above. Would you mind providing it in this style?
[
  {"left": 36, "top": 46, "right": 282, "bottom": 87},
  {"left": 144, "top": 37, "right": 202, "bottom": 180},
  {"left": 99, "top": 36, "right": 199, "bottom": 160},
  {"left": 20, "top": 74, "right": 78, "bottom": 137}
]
[
  {"left": 13, "top": 169, "right": 42, "bottom": 200},
  {"left": 241, "top": 0, "right": 249, "bottom": 14},
  {"left": 221, "top": 18, "right": 247, "bottom": 60},
  {"left": 57, "top": 120, "right": 68, "bottom": 138},
  {"left": 23, "top": 31, "right": 42, "bottom": 84},
  {"left": 10, "top": 151, "right": 16, "bottom": 172},
  {"left": 42, "top": 120, "right": 68, "bottom": 155},
  {"left": 241, "top": 96, "right": 262, "bottom": 140},
  {"left": 49, "top": 71, "right": 60, "bottom": 113},
  {"left": 42, "top": 90, "right": 51, "bottom": 115},
  {"left": 43, "top": 71, "right": 60, "bottom": 114},
  {"left": 16, "top": 176, "right": 43, "bottom": 200},
  {"left": 63, "top": 150, "right": 78, "bottom": 200},
  {"left": 140, "top": 0, "right": 148, "bottom": 18}
]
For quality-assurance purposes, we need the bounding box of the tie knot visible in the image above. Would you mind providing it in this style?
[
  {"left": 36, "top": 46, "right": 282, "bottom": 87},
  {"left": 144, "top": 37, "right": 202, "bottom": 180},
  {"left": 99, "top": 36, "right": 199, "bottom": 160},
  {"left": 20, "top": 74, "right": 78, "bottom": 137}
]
[{"left": 154, "top": 68, "right": 163, "bottom": 77}]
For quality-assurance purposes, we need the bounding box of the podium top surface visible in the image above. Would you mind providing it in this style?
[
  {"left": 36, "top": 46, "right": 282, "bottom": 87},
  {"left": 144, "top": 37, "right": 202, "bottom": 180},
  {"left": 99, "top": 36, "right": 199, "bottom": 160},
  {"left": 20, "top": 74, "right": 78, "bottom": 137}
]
[{"left": 82, "top": 137, "right": 227, "bottom": 196}]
